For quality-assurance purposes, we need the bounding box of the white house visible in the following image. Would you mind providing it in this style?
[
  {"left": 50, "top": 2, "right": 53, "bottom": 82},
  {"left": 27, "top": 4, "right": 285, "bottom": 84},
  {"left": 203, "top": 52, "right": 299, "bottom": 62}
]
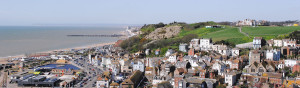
[
  {"left": 225, "top": 72, "right": 237, "bottom": 86},
  {"left": 283, "top": 39, "right": 297, "bottom": 47},
  {"left": 212, "top": 44, "right": 231, "bottom": 56},
  {"left": 212, "top": 62, "right": 227, "bottom": 76},
  {"left": 266, "top": 49, "right": 280, "bottom": 61},
  {"left": 97, "top": 77, "right": 110, "bottom": 88},
  {"left": 179, "top": 43, "right": 188, "bottom": 52},
  {"left": 253, "top": 37, "right": 262, "bottom": 49},
  {"left": 231, "top": 48, "right": 240, "bottom": 57},
  {"left": 284, "top": 60, "right": 298, "bottom": 67},
  {"left": 189, "top": 39, "right": 200, "bottom": 50},
  {"left": 168, "top": 55, "right": 177, "bottom": 63},
  {"left": 133, "top": 60, "right": 145, "bottom": 72},
  {"left": 266, "top": 50, "right": 274, "bottom": 61},
  {"left": 274, "top": 40, "right": 283, "bottom": 47},
  {"left": 200, "top": 38, "right": 212, "bottom": 51},
  {"left": 101, "top": 57, "right": 112, "bottom": 68}
]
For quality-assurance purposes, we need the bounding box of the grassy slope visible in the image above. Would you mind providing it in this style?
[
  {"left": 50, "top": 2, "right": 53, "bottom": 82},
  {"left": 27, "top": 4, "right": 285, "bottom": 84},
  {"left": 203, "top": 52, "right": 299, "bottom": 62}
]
[
  {"left": 178, "top": 26, "right": 300, "bottom": 45},
  {"left": 242, "top": 26, "right": 300, "bottom": 40}
]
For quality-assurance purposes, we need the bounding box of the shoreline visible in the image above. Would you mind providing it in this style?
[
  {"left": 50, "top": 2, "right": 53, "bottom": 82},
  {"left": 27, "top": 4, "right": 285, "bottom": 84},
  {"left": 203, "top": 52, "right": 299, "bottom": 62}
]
[
  {"left": 0, "top": 27, "right": 131, "bottom": 64},
  {"left": 0, "top": 41, "right": 116, "bottom": 60}
]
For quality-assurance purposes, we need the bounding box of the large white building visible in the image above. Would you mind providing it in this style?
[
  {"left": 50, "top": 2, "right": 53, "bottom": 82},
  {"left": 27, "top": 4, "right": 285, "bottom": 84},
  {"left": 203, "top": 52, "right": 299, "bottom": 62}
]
[
  {"left": 225, "top": 72, "right": 237, "bottom": 86},
  {"left": 179, "top": 43, "right": 188, "bottom": 52},
  {"left": 253, "top": 37, "right": 262, "bottom": 49},
  {"left": 236, "top": 19, "right": 257, "bottom": 26},
  {"left": 284, "top": 60, "right": 298, "bottom": 67},
  {"left": 133, "top": 60, "right": 145, "bottom": 72},
  {"left": 266, "top": 49, "right": 280, "bottom": 61},
  {"left": 283, "top": 39, "right": 297, "bottom": 47},
  {"left": 168, "top": 55, "right": 177, "bottom": 63},
  {"left": 200, "top": 38, "right": 213, "bottom": 51},
  {"left": 273, "top": 40, "right": 283, "bottom": 47}
]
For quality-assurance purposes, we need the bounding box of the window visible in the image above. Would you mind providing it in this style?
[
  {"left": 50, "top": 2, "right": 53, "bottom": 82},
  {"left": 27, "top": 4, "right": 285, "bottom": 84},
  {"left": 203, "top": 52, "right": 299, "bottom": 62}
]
[
  {"left": 259, "top": 67, "right": 264, "bottom": 72},
  {"left": 251, "top": 69, "right": 255, "bottom": 72}
]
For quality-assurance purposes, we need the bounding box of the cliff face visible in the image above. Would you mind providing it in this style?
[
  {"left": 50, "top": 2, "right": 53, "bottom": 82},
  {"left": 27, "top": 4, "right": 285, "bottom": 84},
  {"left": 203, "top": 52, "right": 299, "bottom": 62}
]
[{"left": 145, "top": 26, "right": 182, "bottom": 40}]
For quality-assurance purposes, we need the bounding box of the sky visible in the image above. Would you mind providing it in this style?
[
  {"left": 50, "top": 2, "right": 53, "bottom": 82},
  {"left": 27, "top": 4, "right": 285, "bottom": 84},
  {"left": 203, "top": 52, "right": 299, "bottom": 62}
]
[{"left": 0, "top": 0, "right": 299, "bottom": 26}]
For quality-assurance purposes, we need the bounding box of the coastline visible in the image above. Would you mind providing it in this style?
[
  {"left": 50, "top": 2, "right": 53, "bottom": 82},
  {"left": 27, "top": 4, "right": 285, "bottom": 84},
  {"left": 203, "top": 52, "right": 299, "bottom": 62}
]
[
  {"left": 0, "top": 42, "right": 116, "bottom": 64},
  {"left": 0, "top": 27, "right": 130, "bottom": 64}
]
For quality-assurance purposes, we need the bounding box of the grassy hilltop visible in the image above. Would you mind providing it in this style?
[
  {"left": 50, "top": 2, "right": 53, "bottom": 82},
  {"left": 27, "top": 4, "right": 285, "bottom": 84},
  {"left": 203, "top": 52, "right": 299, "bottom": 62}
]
[{"left": 121, "top": 22, "right": 300, "bottom": 54}]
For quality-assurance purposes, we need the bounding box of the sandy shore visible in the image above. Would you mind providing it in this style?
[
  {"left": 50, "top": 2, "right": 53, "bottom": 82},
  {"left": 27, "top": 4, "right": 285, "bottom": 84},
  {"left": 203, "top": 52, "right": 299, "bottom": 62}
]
[{"left": 0, "top": 42, "right": 116, "bottom": 64}]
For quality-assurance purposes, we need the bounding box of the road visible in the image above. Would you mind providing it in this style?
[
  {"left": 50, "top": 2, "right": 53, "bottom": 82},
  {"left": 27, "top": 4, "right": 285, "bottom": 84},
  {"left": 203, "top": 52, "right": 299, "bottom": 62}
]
[
  {"left": 239, "top": 27, "right": 250, "bottom": 37},
  {"left": 72, "top": 57, "right": 103, "bottom": 88}
]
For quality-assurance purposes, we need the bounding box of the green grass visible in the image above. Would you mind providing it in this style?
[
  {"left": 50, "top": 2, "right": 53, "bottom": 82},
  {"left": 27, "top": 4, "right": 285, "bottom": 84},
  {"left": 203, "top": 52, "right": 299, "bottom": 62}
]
[
  {"left": 201, "top": 27, "right": 247, "bottom": 42},
  {"left": 242, "top": 26, "right": 300, "bottom": 40},
  {"left": 242, "top": 26, "right": 300, "bottom": 35},
  {"left": 175, "top": 25, "right": 300, "bottom": 46},
  {"left": 179, "top": 27, "right": 225, "bottom": 37}
]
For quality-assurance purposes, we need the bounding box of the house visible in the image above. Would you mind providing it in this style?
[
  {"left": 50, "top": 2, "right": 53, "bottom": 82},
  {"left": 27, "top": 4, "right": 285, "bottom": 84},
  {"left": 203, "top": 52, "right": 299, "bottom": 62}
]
[
  {"left": 178, "top": 77, "right": 217, "bottom": 88},
  {"left": 97, "top": 75, "right": 110, "bottom": 88},
  {"left": 236, "top": 19, "right": 257, "bottom": 26},
  {"left": 274, "top": 39, "right": 283, "bottom": 47},
  {"left": 175, "top": 61, "right": 188, "bottom": 69},
  {"left": 101, "top": 57, "right": 112, "bottom": 68},
  {"left": 165, "top": 49, "right": 174, "bottom": 56},
  {"left": 231, "top": 48, "right": 240, "bottom": 57},
  {"left": 212, "top": 62, "right": 227, "bottom": 76},
  {"left": 109, "top": 82, "right": 119, "bottom": 88},
  {"left": 121, "top": 70, "right": 144, "bottom": 88},
  {"left": 132, "top": 60, "right": 144, "bottom": 72},
  {"left": 168, "top": 55, "right": 177, "bottom": 63},
  {"left": 179, "top": 43, "right": 188, "bottom": 52},
  {"left": 283, "top": 39, "right": 297, "bottom": 47},
  {"left": 247, "top": 61, "right": 276, "bottom": 74},
  {"left": 249, "top": 50, "right": 262, "bottom": 64},
  {"left": 212, "top": 44, "right": 231, "bottom": 56},
  {"left": 281, "top": 46, "right": 299, "bottom": 57},
  {"left": 292, "top": 64, "right": 300, "bottom": 73},
  {"left": 266, "top": 49, "right": 281, "bottom": 61},
  {"left": 253, "top": 37, "right": 262, "bottom": 49},
  {"left": 225, "top": 72, "right": 237, "bottom": 86},
  {"left": 200, "top": 38, "right": 213, "bottom": 51},
  {"left": 189, "top": 39, "right": 200, "bottom": 50},
  {"left": 110, "top": 62, "right": 121, "bottom": 76},
  {"left": 231, "top": 59, "right": 241, "bottom": 70},
  {"left": 285, "top": 59, "right": 298, "bottom": 67}
]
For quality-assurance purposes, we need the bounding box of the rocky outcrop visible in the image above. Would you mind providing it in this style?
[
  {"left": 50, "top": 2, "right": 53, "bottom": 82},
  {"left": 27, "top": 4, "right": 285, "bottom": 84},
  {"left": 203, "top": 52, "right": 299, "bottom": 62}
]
[{"left": 145, "top": 26, "right": 182, "bottom": 40}]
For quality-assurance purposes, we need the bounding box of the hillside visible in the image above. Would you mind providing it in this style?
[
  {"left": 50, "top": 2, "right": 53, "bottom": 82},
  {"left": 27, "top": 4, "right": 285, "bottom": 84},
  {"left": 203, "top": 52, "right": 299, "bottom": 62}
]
[
  {"left": 145, "top": 26, "right": 182, "bottom": 40},
  {"left": 121, "top": 22, "right": 300, "bottom": 55}
]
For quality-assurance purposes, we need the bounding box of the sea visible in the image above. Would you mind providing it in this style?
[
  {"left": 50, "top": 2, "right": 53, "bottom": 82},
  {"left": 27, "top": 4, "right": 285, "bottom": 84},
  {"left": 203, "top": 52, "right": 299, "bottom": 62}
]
[{"left": 0, "top": 26, "right": 124, "bottom": 57}]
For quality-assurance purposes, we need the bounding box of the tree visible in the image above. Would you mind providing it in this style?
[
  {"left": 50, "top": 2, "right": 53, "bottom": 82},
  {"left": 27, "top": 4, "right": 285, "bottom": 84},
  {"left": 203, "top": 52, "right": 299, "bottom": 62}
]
[{"left": 181, "top": 34, "right": 198, "bottom": 43}]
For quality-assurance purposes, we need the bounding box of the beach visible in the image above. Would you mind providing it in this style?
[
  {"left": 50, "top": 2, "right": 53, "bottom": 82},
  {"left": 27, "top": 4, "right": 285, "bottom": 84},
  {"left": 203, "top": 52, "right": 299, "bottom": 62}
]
[{"left": 0, "top": 41, "right": 117, "bottom": 64}]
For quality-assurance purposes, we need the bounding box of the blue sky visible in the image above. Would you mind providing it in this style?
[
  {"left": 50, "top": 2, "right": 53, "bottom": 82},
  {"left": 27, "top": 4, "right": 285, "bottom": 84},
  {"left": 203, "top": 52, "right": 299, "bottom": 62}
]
[{"left": 0, "top": 0, "right": 299, "bottom": 26}]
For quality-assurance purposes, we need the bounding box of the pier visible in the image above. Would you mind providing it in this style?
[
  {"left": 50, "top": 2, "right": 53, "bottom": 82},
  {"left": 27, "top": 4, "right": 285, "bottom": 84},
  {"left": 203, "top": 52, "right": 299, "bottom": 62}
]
[{"left": 67, "top": 34, "right": 125, "bottom": 37}]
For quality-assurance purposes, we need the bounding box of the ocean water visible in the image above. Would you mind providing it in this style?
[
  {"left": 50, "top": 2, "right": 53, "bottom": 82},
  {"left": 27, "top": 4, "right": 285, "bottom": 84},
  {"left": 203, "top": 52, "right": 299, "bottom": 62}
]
[{"left": 0, "top": 26, "right": 123, "bottom": 57}]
